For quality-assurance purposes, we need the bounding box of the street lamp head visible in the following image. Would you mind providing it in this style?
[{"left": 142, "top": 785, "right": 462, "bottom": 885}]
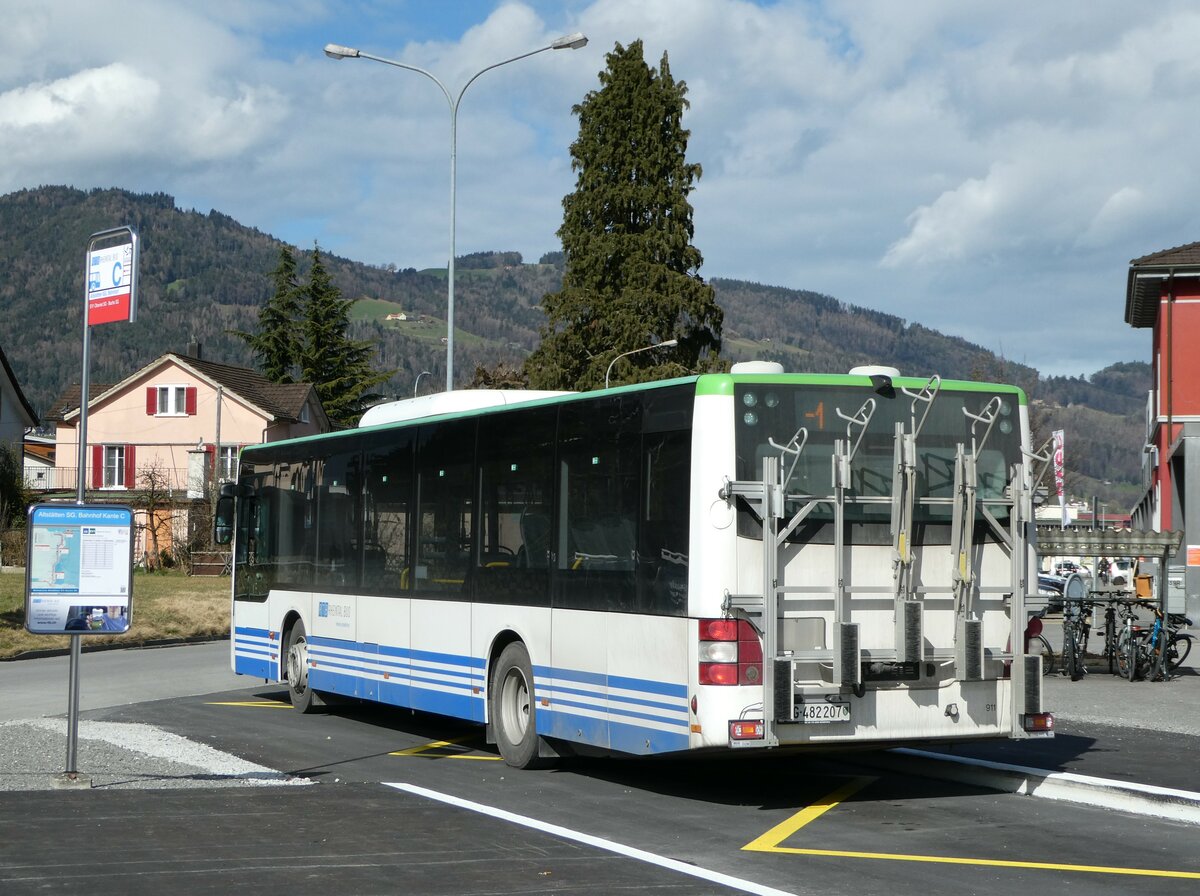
[
  {"left": 551, "top": 32, "right": 589, "bottom": 50},
  {"left": 659, "top": 338, "right": 679, "bottom": 349},
  {"left": 324, "top": 43, "right": 360, "bottom": 59}
]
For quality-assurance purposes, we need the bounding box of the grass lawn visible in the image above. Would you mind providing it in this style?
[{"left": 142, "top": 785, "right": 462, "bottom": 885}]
[{"left": 0, "top": 568, "right": 230, "bottom": 660}]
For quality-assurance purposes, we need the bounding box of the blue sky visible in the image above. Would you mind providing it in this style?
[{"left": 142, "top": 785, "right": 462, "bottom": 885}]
[{"left": 6, "top": 0, "right": 1198, "bottom": 377}]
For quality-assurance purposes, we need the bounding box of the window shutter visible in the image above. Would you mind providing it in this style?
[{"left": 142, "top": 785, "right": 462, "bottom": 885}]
[
  {"left": 204, "top": 443, "right": 216, "bottom": 471},
  {"left": 186, "top": 387, "right": 198, "bottom": 416},
  {"left": 91, "top": 445, "right": 102, "bottom": 489},
  {"left": 124, "top": 445, "right": 136, "bottom": 488},
  {"left": 146, "top": 388, "right": 157, "bottom": 415}
]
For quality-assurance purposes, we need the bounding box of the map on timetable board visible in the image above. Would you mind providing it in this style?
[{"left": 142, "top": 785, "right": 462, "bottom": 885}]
[{"left": 25, "top": 504, "right": 134, "bottom": 635}]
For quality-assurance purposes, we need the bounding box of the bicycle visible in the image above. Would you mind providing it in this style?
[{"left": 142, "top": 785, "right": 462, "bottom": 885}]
[
  {"left": 1061, "top": 597, "right": 1093, "bottom": 681},
  {"left": 1121, "top": 605, "right": 1194, "bottom": 681},
  {"left": 1098, "top": 597, "right": 1124, "bottom": 675},
  {"left": 1166, "top": 614, "right": 1193, "bottom": 671},
  {"left": 1115, "top": 600, "right": 1141, "bottom": 680},
  {"left": 1024, "top": 609, "right": 1056, "bottom": 677}
]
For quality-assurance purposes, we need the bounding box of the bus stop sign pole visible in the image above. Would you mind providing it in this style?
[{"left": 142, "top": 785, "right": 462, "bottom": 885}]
[{"left": 65, "top": 226, "right": 140, "bottom": 780}]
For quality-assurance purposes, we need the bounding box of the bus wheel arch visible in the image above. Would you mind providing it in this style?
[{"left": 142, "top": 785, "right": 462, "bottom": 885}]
[{"left": 488, "top": 638, "right": 551, "bottom": 769}]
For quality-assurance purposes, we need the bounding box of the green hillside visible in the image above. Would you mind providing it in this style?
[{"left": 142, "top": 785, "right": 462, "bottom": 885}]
[{"left": 0, "top": 186, "right": 1148, "bottom": 506}]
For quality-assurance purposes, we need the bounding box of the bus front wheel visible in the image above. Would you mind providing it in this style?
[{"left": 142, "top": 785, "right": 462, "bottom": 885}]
[
  {"left": 491, "top": 642, "right": 549, "bottom": 769},
  {"left": 285, "top": 621, "right": 320, "bottom": 713}
]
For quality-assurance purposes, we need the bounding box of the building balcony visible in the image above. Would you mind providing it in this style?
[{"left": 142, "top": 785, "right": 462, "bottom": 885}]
[{"left": 25, "top": 466, "right": 232, "bottom": 496}]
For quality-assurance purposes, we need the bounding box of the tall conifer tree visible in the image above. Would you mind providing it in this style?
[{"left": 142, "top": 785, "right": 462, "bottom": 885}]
[
  {"left": 299, "top": 246, "right": 392, "bottom": 427},
  {"left": 525, "top": 40, "right": 723, "bottom": 390},
  {"left": 234, "top": 245, "right": 302, "bottom": 383}
]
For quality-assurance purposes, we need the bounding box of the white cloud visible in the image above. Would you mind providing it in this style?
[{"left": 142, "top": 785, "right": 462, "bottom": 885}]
[{"left": 2, "top": 0, "right": 1199, "bottom": 375}]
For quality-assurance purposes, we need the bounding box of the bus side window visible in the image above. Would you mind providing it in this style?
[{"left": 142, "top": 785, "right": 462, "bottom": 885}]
[
  {"left": 555, "top": 395, "right": 639, "bottom": 612},
  {"left": 638, "top": 428, "right": 691, "bottom": 615},
  {"left": 314, "top": 449, "right": 363, "bottom": 590},
  {"left": 415, "top": 420, "right": 476, "bottom": 593},
  {"left": 475, "top": 406, "right": 555, "bottom": 606},
  {"left": 363, "top": 431, "right": 414, "bottom": 595}
]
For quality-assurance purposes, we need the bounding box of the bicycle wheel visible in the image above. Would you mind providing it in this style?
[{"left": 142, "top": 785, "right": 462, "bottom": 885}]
[
  {"left": 1064, "top": 622, "right": 1081, "bottom": 680},
  {"left": 1105, "top": 612, "right": 1117, "bottom": 675},
  {"left": 1034, "top": 634, "right": 1056, "bottom": 676},
  {"left": 1167, "top": 633, "right": 1192, "bottom": 672},
  {"left": 1116, "top": 629, "right": 1136, "bottom": 680}
]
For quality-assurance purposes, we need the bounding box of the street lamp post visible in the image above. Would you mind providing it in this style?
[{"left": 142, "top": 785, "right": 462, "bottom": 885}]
[
  {"left": 604, "top": 339, "right": 678, "bottom": 389},
  {"left": 413, "top": 370, "right": 432, "bottom": 396},
  {"left": 324, "top": 32, "right": 588, "bottom": 393}
]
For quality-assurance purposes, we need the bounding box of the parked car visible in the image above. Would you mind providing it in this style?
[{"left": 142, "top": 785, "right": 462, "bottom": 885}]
[
  {"left": 1038, "top": 573, "right": 1066, "bottom": 610},
  {"left": 1054, "top": 560, "right": 1091, "bottom": 578},
  {"left": 1110, "top": 558, "right": 1134, "bottom": 587}
]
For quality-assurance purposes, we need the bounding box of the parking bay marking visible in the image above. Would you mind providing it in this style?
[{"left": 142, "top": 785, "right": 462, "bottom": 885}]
[
  {"left": 206, "top": 700, "right": 292, "bottom": 708},
  {"left": 744, "top": 776, "right": 1200, "bottom": 880},
  {"left": 390, "top": 736, "right": 502, "bottom": 761}
]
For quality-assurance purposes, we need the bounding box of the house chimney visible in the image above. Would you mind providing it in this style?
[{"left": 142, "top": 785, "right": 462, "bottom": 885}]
[{"left": 186, "top": 341, "right": 201, "bottom": 360}]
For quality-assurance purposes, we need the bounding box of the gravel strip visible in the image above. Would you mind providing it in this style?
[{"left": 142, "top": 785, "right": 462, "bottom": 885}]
[{"left": 0, "top": 718, "right": 310, "bottom": 791}]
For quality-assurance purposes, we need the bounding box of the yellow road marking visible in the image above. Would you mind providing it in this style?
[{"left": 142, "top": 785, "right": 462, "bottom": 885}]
[
  {"left": 390, "top": 736, "right": 502, "bottom": 761},
  {"left": 743, "top": 776, "right": 875, "bottom": 851},
  {"left": 758, "top": 847, "right": 1200, "bottom": 880},
  {"left": 744, "top": 777, "right": 1200, "bottom": 880},
  {"left": 205, "top": 700, "right": 291, "bottom": 708}
]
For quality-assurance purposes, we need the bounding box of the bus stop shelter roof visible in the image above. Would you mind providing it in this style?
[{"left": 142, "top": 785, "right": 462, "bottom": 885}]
[{"left": 1035, "top": 526, "right": 1183, "bottom": 559}]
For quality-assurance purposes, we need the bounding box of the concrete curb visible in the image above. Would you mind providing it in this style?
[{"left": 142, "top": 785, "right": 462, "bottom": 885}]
[{"left": 875, "top": 747, "right": 1200, "bottom": 825}]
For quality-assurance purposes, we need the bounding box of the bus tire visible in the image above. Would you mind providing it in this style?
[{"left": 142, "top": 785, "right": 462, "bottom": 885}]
[
  {"left": 285, "top": 621, "right": 321, "bottom": 713},
  {"left": 491, "top": 642, "right": 550, "bottom": 769}
]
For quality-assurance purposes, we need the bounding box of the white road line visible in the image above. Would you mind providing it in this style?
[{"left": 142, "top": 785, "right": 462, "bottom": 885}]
[{"left": 384, "top": 781, "right": 799, "bottom": 896}]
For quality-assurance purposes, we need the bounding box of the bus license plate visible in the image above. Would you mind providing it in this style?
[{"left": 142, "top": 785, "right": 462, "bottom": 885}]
[{"left": 796, "top": 699, "right": 850, "bottom": 724}]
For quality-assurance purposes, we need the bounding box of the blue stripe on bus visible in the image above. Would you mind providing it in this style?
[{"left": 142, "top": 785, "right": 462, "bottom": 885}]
[
  {"left": 234, "top": 654, "right": 273, "bottom": 679},
  {"left": 253, "top": 632, "right": 688, "bottom": 755},
  {"left": 547, "top": 694, "right": 688, "bottom": 729},
  {"left": 609, "top": 717, "right": 690, "bottom": 755},
  {"left": 544, "top": 682, "right": 684, "bottom": 715},
  {"left": 233, "top": 626, "right": 277, "bottom": 679}
]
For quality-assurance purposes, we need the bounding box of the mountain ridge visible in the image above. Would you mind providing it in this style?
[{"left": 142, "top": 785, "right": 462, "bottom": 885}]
[{"left": 0, "top": 186, "right": 1146, "bottom": 505}]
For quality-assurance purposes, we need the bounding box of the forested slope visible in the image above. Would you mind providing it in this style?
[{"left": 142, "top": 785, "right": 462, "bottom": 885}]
[{"left": 0, "top": 186, "right": 1147, "bottom": 504}]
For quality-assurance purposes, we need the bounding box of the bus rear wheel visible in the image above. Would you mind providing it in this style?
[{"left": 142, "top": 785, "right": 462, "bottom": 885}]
[
  {"left": 285, "top": 621, "right": 320, "bottom": 713},
  {"left": 491, "top": 642, "right": 550, "bottom": 769}
]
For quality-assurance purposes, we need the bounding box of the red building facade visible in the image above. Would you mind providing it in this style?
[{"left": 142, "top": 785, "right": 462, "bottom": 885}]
[{"left": 1124, "top": 242, "right": 1200, "bottom": 615}]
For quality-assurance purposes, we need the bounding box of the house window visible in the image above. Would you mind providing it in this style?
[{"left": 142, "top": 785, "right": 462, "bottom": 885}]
[
  {"left": 147, "top": 385, "right": 196, "bottom": 416},
  {"left": 158, "top": 386, "right": 187, "bottom": 415},
  {"left": 299, "top": 404, "right": 310, "bottom": 424},
  {"left": 104, "top": 446, "right": 126, "bottom": 488},
  {"left": 217, "top": 446, "right": 238, "bottom": 482}
]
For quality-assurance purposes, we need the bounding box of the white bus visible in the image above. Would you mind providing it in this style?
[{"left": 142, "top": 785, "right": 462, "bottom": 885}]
[{"left": 214, "top": 365, "right": 1053, "bottom": 768}]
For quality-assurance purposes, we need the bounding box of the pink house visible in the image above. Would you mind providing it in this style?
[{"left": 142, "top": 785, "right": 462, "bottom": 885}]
[{"left": 45, "top": 349, "right": 330, "bottom": 495}]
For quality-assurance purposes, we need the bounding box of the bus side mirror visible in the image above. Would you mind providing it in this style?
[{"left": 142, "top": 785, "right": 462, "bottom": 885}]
[{"left": 213, "top": 482, "right": 240, "bottom": 545}]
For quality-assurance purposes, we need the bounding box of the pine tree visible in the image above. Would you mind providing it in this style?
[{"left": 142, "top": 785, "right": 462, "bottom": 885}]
[
  {"left": 298, "top": 247, "right": 393, "bottom": 427},
  {"left": 233, "top": 245, "right": 303, "bottom": 383},
  {"left": 525, "top": 40, "right": 723, "bottom": 391}
]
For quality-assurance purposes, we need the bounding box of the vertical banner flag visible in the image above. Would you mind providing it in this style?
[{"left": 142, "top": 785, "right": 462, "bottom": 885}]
[
  {"left": 1052, "top": 429, "right": 1066, "bottom": 528},
  {"left": 86, "top": 231, "right": 138, "bottom": 325}
]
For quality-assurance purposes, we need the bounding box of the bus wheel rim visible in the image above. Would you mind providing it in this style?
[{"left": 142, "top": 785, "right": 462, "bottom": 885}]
[
  {"left": 502, "top": 669, "right": 529, "bottom": 739},
  {"left": 289, "top": 638, "right": 308, "bottom": 693}
]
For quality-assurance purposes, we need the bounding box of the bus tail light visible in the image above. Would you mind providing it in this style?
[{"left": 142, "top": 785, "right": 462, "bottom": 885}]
[
  {"left": 729, "top": 719, "right": 764, "bottom": 740},
  {"left": 699, "top": 618, "right": 762, "bottom": 686},
  {"left": 1022, "top": 712, "right": 1055, "bottom": 734}
]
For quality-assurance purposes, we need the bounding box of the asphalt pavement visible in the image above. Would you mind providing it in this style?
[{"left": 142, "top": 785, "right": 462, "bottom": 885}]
[{"left": 0, "top": 631, "right": 1197, "bottom": 802}]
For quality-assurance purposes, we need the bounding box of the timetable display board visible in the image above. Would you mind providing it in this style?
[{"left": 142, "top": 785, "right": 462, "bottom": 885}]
[{"left": 24, "top": 504, "right": 134, "bottom": 635}]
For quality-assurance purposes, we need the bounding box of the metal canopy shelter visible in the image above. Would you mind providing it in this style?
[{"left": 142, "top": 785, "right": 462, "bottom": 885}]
[{"left": 1035, "top": 526, "right": 1184, "bottom": 614}]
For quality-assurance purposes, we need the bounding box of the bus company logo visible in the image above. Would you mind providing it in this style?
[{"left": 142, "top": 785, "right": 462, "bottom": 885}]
[{"left": 318, "top": 601, "right": 329, "bottom": 618}]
